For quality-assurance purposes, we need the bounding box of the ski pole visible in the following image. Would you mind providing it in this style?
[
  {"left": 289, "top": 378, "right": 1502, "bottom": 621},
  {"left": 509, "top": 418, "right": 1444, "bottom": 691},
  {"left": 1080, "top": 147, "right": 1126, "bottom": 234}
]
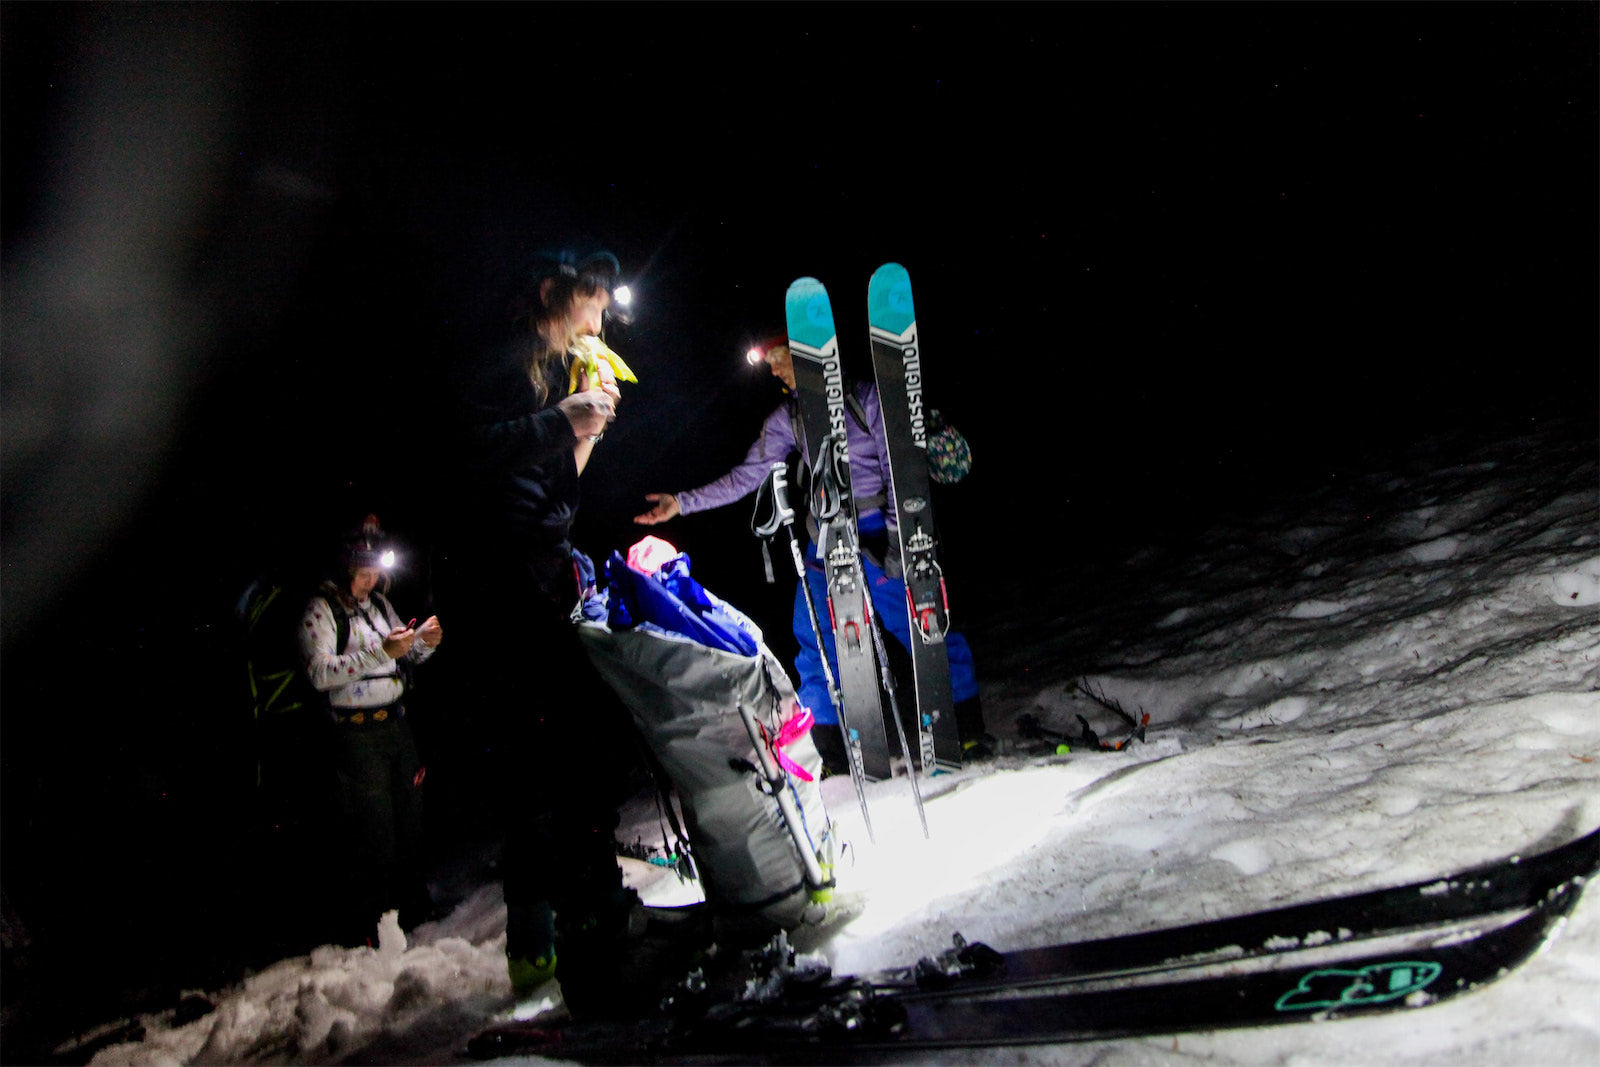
[
  {"left": 798, "top": 437, "right": 926, "bottom": 835},
  {"left": 735, "top": 700, "right": 832, "bottom": 892},
  {"left": 754, "top": 462, "right": 875, "bottom": 843},
  {"left": 807, "top": 437, "right": 896, "bottom": 817},
  {"left": 863, "top": 597, "right": 929, "bottom": 838}
]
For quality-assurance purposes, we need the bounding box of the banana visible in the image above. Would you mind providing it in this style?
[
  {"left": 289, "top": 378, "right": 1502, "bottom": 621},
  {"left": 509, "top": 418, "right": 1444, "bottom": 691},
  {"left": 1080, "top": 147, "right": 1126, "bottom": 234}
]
[{"left": 568, "top": 335, "right": 638, "bottom": 395}]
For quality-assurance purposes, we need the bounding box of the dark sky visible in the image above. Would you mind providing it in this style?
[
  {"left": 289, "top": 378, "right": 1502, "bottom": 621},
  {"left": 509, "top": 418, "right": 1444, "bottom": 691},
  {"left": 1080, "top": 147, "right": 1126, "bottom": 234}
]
[{"left": 2, "top": 1, "right": 1595, "bottom": 1039}]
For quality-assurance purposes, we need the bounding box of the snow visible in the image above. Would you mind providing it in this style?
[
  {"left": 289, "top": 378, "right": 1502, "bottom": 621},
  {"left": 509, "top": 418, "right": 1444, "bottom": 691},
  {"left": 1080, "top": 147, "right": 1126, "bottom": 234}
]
[{"left": 82, "top": 417, "right": 1598, "bottom": 1064}]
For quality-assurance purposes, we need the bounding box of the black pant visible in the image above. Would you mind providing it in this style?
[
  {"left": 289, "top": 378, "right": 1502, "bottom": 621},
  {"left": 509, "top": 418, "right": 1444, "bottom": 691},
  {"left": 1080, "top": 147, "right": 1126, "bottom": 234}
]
[
  {"left": 453, "top": 597, "right": 636, "bottom": 957},
  {"left": 331, "top": 715, "right": 428, "bottom": 937}
]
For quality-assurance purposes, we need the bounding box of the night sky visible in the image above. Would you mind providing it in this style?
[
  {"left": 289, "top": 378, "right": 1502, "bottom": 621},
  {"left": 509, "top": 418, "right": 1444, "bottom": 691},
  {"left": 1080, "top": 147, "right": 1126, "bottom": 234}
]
[{"left": 2, "top": 2, "right": 1594, "bottom": 1045}]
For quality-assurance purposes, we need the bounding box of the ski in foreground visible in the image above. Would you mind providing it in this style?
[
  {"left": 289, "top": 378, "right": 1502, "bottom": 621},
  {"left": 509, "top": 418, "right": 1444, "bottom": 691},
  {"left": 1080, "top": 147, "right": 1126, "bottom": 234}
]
[{"left": 467, "top": 824, "right": 1598, "bottom": 1062}]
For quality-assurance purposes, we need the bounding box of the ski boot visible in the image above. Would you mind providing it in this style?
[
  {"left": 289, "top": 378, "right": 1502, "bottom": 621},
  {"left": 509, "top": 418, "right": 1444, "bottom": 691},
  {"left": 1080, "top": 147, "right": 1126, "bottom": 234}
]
[
  {"left": 555, "top": 888, "right": 727, "bottom": 1021},
  {"left": 506, "top": 899, "right": 559, "bottom": 997}
]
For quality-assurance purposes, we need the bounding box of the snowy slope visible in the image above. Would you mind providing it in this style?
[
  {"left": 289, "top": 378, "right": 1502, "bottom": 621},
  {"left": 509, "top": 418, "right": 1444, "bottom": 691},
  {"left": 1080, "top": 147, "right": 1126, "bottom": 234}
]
[{"left": 78, "top": 416, "right": 1598, "bottom": 1065}]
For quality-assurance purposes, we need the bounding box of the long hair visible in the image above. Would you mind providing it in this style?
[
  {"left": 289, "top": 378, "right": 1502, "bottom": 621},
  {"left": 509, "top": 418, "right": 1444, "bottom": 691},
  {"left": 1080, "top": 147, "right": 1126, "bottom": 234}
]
[
  {"left": 509, "top": 272, "right": 610, "bottom": 406},
  {"left": 320, "top": 577, "right": 357, "bottom": 614},
  {"left": 320, "top": 569, "right": 390, "bottom": 615}
]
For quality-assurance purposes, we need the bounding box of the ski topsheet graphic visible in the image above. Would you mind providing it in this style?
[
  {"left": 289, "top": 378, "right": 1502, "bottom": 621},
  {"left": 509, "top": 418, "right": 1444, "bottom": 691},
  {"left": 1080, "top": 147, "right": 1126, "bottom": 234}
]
[
  {"left": 784, "top": 277, "right": 893, "bottom": 783},
  {"left": 868, "top": 263, "right": 963, "bottom": 771},
  {"left": 468, "top": 825, "right": 1599, "bottom": 1061}
]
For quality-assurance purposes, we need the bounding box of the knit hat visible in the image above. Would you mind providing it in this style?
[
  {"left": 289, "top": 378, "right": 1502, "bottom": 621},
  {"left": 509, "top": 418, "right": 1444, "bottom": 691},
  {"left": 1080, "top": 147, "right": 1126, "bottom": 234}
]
[{"left": 341, "top": 514, "right": 391, "bottom": 569}]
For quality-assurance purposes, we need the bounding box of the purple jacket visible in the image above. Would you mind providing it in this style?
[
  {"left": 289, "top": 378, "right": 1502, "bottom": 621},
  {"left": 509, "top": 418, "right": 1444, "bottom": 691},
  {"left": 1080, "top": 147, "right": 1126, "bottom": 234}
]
[{"left": 676, "top": 384, "right": 895, "bottom": 522}]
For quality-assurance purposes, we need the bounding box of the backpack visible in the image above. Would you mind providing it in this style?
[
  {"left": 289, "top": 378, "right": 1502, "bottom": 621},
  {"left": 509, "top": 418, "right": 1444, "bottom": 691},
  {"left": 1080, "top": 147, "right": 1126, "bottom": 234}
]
[
  {"left": 238, "top": 579, "right": 351, "bottom": 720},
  {"left": 236, "top": 577, "right": 345, "bottom": 837},
  {"left": 577, "top": 548, "right": 835, "bottom": 929},
  {"left": 240, "top": 580, "right": 414, "bottom": 719}
]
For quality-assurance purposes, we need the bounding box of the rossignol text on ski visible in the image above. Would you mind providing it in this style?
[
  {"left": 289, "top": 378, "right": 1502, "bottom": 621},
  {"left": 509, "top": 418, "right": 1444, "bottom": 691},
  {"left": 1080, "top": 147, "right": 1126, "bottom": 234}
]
[
  {"left": 784, "top": 277, "right": 895, "bottom": 784},
  {"left": 867, "top": 263, "right": 963, "bottom": 771}
]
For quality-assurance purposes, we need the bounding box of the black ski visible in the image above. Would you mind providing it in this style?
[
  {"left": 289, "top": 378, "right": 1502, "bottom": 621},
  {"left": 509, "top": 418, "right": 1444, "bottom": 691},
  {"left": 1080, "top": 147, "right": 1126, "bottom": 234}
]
[
  {"left": 752, "top": 820, "right": 1600, "bottom": 1000},
  {"left": 784, "top": 277, "right": 893, "bottom": 783},
  {"left": 726, "top": 886, "right": 1584, "bottom": 1055},
  {"left": 866, "top": 263, "right": 962, "bottom": 771},
  {"left": 467, "top": 826, "right": 1598, "bottom": 1061}
]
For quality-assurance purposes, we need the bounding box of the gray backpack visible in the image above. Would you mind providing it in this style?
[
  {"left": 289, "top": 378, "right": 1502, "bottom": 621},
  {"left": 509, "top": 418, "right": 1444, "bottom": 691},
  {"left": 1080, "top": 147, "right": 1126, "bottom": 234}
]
[{"left": 578, "top": 620, "right": 835, "bottom": 930}]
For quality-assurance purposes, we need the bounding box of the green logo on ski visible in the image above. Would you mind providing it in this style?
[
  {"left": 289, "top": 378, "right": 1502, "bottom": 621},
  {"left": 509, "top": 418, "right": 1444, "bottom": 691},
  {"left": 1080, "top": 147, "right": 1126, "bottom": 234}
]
[{"left": 1275, "top": 960, "right": 1443, "bottom": 1012}]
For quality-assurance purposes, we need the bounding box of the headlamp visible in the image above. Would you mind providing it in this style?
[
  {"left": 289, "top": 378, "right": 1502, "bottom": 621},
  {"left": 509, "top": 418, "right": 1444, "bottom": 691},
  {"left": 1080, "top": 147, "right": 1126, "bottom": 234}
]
[
  {"left": 745, "top": 339, "right": 789, "bottom": 372},
  {"left": 379, "top": 550, "right": 396, "bottom": 569},
  {"left": 606, "top": 283, "right": 635, "bottom": 326}
]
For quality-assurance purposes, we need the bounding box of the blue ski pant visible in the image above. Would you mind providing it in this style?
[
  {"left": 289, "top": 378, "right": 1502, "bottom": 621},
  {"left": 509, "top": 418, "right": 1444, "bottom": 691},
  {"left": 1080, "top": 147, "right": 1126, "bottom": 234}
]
[{"left": 792, "top": 521, "right": 978, "bottom": 727}]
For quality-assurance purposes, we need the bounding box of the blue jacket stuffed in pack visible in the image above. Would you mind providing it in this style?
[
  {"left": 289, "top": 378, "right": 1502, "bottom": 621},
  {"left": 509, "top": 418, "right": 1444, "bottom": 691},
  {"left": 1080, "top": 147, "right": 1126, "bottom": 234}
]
[{"left": 601, "top": 551, "right": 761, "bottom": 657}]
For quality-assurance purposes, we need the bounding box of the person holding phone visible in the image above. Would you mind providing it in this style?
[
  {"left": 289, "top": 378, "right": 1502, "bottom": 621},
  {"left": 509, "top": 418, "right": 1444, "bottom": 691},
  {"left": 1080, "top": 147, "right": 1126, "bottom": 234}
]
[{"left": 300, "top": 515, "right": 444, "bottom": 944}]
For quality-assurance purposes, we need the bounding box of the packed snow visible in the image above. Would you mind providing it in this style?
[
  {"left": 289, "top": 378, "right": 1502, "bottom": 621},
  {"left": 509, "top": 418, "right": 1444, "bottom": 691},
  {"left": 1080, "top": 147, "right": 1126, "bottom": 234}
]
[{"left": 78, "top": 417, "right": 1598, "bottom": 1064}]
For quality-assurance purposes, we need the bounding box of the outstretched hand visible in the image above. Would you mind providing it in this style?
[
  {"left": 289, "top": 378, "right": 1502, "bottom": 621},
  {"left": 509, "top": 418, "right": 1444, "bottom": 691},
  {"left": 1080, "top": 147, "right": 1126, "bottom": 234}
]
[{"left": 634, "top": 492, "right": 680, "bottom": 525}]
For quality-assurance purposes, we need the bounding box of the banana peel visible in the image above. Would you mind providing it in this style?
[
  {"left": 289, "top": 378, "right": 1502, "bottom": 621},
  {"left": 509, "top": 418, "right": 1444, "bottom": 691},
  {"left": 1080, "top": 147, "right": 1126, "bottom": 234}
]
[{"left": 568, "top": 335, "right": 638, "bottom": 395}]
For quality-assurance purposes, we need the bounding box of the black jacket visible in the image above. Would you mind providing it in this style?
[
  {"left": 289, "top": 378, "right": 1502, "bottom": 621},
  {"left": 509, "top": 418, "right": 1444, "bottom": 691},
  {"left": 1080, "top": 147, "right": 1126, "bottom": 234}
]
[{"left": 458, "top": 345, "right": 580, "bottom": 611}]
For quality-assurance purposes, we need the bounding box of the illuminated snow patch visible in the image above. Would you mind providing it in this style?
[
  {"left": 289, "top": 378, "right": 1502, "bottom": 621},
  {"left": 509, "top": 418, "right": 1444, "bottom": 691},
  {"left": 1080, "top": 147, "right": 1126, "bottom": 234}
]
[
  {"left": 1287, "top": 599, "right": 1351, "bottom": 619},
  {"left": 1550, "top": 557, "right": 1600, "bottom": 606},
  {"left": 1210, "top": 838, "right": 1275, "bottom": 876},
  {"left": 1408, "top": 536, "right": 1464, "bottom": 563}
]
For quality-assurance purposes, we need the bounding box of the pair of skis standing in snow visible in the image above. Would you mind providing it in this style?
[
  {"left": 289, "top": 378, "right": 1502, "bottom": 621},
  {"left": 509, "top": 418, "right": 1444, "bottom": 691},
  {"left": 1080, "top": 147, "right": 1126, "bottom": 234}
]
[
  {"left": 644, "top": 264, "right": 976, "bottom": 838},
  {"left": 767, "top": 265, "right": 973, "bottom": 837},
  {"left": 585, "top": 265, "right": 970, "bottom": 932}
]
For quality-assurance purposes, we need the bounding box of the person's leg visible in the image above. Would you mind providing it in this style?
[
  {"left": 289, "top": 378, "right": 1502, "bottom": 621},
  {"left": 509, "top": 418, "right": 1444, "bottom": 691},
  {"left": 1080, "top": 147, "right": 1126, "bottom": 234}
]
[
  {"left": 791, "top": 564, "right": 853, "bottom": 773},
  {"left": 388, "top": 719, "right": 436, "bottom": 929},
  {"left": 864, "top": 557, "right": 986, "bottom": 746},
  {"left": 790, "top": 563, "right": 839, "bottom": 724},
  {"left": 332, "top": 727, "right": 393, "bottom": 943}
]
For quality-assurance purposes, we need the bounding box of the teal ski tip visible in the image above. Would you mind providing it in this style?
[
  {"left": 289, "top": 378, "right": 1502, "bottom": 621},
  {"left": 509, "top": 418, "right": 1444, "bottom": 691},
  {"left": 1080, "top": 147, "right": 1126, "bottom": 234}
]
[
  {"left": 868, "top": 262, "right": 916, "bottom": 337},
  {"left": 785, "top": 277, "right": 836, "bottom": 351}
]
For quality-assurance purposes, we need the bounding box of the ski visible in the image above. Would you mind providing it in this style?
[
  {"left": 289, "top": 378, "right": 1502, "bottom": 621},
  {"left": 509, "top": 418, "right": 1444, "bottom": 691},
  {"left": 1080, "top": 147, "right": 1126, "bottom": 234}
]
[
  {"left": 761, "top": 820, "right": 1600, "bottom": 1001},
  {"left": 752, "top": 462, "right": 876, "bottom": 841},
  {"left": 467, "top": 826, "right": 1598, "bottom": 1061},
  {"left": 704, "top": 883, "right": 1585, "bottom": 1055},
  {"left": 866, "top": 262, "right": 963, "bottom": 772},
  {"left": 784, "top": 277, "right": 894, "bottom": 783}
]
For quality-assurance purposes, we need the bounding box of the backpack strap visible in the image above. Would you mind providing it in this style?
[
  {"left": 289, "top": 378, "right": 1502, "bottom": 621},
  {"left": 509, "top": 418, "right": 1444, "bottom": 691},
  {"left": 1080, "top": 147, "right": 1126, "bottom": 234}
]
[
  {"left": 787, "top": 401, "right": 808, "bottom": 475},
  {"left": 367, "top": 590, "right": 414, "bottom": 692},
  {"left": 326, "top": 598, "right": 352, "bottom": 656},
  {"left": 322, "top": 596, "right": 399, "bottom": 687},
  {"left": 791, "top": 389, "right": 870, "bottom": 462},
  {"left": 368, "top": 591, "right": 394, "bottom": 627},
  {"left": 843, "top": 389, "right": 869, "bottom": 435}
]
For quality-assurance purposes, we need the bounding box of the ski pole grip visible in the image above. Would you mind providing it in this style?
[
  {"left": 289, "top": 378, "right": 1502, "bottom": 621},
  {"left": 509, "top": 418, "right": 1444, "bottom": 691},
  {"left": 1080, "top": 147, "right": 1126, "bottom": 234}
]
[
  {"left": 752, "top": 463, "right": 796, "bottom": 538},
  {"left": 767, "top": 463, "right": 795, "bottom": 524},
  {"left": 809, "top": 436, "right": 844, "bottom": 522}
]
